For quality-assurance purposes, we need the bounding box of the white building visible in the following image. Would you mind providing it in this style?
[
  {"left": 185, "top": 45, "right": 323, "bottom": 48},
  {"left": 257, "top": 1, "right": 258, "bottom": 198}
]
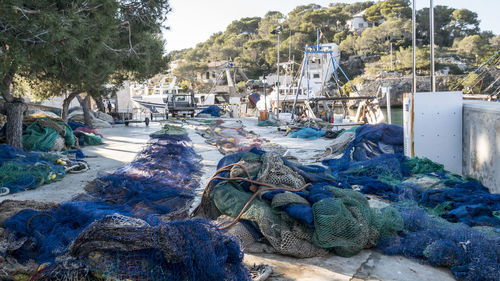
[{"left": 346, "top": 10, "right": 384, "bottom": 34}]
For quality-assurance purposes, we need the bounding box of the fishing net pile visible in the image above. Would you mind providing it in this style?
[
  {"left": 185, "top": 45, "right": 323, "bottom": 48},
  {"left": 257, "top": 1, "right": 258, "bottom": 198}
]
[
  {"left": 322, "top": 124, "right": 500, "bottom": 229},
  {"left": 378, "top": 206, "right": 500, "bottom": 281},
  {"left": 23, "top": 118, "right": 75, "bottom": 151},
  {"left": 0, "top": 145, "right": 66, "bottom": 195},
  {"left": 15, "top": 114, "right": 103, "bottom": 151},
  {"left": 320, "top": 124, "right": 500, "bottom": 281},
  {"left": 200, "top": 123, "right": 499, "bottom": 281},
  {"left": 0, "top": 125, "right": 250, "bottom": 281},
  {"left": 68, "top": 110, "right": 112, "bottom": 128},
  {"left": 68, "top": 122, "right": 103, "bottom": 146},
  {"left": 257, "top": 119, "right": 279, "bottom": 127},
  {"left": 199, "top": 147, "right": 404, "bottom": 258},
  {"left": 197, "top": 105, "right": 223, "bottom": 117},
  {"left": 195, "top": 119, "right": 262, "bottom": 155},
  {"left": 288, "top": 127, "right": 326, "bottom": 140},
  {"left": 82, "top": 124, "right": 202, "bottom": 220}
]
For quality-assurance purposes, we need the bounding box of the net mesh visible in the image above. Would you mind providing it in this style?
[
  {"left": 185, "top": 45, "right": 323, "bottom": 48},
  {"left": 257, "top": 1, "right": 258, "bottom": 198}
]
[
  {"left": 378, "top": 206, "right": 500, "bottom": 281},
  {"left": 1, "top": 127, "right": 250, "bottom": 280},
  {"left": 0, "top": 145, "right": 66, "bottom": 195},
  {"left": 203, "top": 123, "right": 499, "bottom": 281},
  {"left": 23, "top": 118, "right": 75, "bottom": 151},
  {"left": 205, "top": 150, "right": 403, "bottom": 258}
]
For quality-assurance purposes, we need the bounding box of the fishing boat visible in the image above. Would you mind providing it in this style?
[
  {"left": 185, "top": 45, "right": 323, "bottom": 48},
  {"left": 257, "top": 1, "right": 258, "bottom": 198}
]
[{"left": 257, "top": 35, "right": 383, "bottom": 125}]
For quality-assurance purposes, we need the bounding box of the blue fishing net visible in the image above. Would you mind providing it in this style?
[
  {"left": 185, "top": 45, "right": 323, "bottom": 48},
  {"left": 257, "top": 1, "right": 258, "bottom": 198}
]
[
  {"left": 67, "top": 121, "right": 88, "bottom": 131},
  {"left": 321, "top": 124, "right": 500, "bottom": 228},
  {"left": 378, "top": 207, "right": 500, "bottom": 281},
  {"left": 322, "top": 123, "right": 404, "bottom": 169},
  {"left": 0, "top": 144, "right": 66, "bottom": 195},
  {"left": 197, "top": 105, "right": 223, "bottom": 117},
  {"left": 318, "top": 123, "right": 500, "bottom": 280},
  {"left": 3, "top": 130, "right": 250, "bottom": 280}
]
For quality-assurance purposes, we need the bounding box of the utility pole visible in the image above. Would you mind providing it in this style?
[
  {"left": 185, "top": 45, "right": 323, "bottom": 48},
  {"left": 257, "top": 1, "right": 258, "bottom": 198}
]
[
  {"left": 390, "top": 42, "right": 393, "bottom": 72},
  {"left": 271, "top": 26, "right": 282, "bottom": 119},
  {"left": 277, "top": 31, "right": 280, "bottom": 119},
  {"left": 411, "top": 0, "right": 417, "bottom": 157},
  {"left": 412, "top": 0, "right": 417, "bottom": 95},
  {"left": 430, "top": 0, "right": 436, "bottom": 92}
]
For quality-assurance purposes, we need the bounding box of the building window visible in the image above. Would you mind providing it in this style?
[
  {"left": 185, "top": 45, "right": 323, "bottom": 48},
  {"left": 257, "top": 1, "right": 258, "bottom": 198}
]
[
  {"left": 206, "top": 72, "right": 210, "bottom": 79},
  {"left": 358, "top": 23, "right": 364, "bottom": 28},
  {"left": 313, "top": 73, "right": 320, "bottom": 78}
]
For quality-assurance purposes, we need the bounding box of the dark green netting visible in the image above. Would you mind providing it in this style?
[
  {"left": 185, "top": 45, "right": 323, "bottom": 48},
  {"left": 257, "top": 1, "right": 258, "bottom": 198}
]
[
  {"left": 208, "top": 150, "right": 403, "bottom": 258},
  {"left": 23, "top": 118, "right": 74, "bottom": 151},
  {"left": 0, "top": 145, "right": 65, "bottom": 195}
]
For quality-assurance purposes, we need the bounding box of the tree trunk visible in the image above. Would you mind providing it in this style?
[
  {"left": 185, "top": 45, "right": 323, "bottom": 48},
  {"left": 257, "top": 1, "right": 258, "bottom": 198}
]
[
  {"left": 1, "top": 67, "right": 25, "bottom": 148},
  {"left": 94, "top": 96, "right": 106, "bottom": 113},
  {"left": 77, "top": 95, "right": 93, "bottom": 127},
  {"left": 61, "top": 91, "right": 80, "bottom": 122},
  {"left": 5, "top": 101, "right": 26, "bottom": 148}
]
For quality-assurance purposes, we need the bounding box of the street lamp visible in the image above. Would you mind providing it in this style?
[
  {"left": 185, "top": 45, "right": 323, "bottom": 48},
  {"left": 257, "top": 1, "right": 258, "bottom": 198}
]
[{"left": 271, "top": 25, "right": 282, "bottom": 119}]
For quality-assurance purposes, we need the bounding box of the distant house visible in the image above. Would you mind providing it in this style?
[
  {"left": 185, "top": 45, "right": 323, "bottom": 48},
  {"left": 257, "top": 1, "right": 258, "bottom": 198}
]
[
  {"left": 346, "top": 10, "right": 384, "bottom": 34},
  {"left": 198, "top": 60, "right": 228, "bottom": 84}
]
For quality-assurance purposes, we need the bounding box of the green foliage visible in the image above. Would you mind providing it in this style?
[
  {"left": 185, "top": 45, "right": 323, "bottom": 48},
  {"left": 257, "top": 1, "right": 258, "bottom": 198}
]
[
  {"left": 490, "top": 36, "right": 500, "bottom": 50},
  {"left": 12, "top": 75, "right": 65, "bottom": 101},
  {"left": 173, "top": 61, "right": 207, "bottom": 90},
  {"left": 236, "top": 39, "right": 273, "bottom": 78},
  {"left": 333, "top": 31, "right": 349, "bottom": 44},
  {"left": 449, "top": 9, "right": 480, "bottom": 39},
  {"left": 0, "top": 1, "right": 100, "bottom": 96},
  {"left": 365, "top": 46, "right": 429, "bottom": 74},
  {"left": 1, "top": 0, "right": 170, "bottom": 102},
  {"left": 365, "top": 0, "right": 411, "bottom": 23},
  {"left": 417, "top": 5, "right": 455, "bottom": 47},
  {"left": 342, "top": 1, "right": 374, "bottom": 16},
  {"left": 339, "top": 35, "right": 358, "bottom": 56},
  {"left": 236, "top": 81, "right": 247, "bottom": 94},
  {"left": 356, "top": 19, "right": 410, "bottom": 56},
  {"left": 169, "top": 0, "right": 493, "bottom": 86},
  {"left": 226, "top": 17, "right": 260, "bottom": 35},
  {"left": 342, "top": 76, "right": 365, "bottom": 95},
  {"left": 461, "top": 73, "right": 480, "bottom": 94},
  {"left": 453, "top": 34, "right": 496, "bottom": 62}
]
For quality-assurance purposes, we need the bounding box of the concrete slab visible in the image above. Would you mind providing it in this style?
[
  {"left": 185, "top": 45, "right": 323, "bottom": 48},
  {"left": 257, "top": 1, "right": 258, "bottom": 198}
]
[
  {"left": 353, "top": 252, "right": 455, "bottom": 281},
  {"left": 244, "top": 252, "right": 370, "bottom": 281}
]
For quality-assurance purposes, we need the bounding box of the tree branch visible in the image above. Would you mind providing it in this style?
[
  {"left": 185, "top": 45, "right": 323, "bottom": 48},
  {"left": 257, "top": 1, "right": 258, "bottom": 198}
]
[{"left": 12, "top": 6, "right": 41, "bottom": 18}]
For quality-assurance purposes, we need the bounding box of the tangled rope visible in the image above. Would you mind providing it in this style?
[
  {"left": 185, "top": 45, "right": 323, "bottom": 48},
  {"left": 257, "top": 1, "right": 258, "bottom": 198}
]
[{"left": 199, "top": 163, "right": 312, "bottom": 230}]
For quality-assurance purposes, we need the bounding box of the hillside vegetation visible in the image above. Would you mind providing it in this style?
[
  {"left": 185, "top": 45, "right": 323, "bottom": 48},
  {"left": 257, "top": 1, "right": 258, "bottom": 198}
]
[{"left": 170, "top": 0, "right": 499, "bottom": 92}]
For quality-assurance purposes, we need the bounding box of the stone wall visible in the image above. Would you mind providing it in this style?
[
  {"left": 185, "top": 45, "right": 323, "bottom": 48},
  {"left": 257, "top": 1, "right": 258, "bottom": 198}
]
[
  {"left": 462, "top": 101, "right": 500, "bottom": 193},
  {"left": 356, "top": 75, "right": 462, "bottom": 106},
  {"left": 352, "top": 75, "right": 462, "bottom": 107}
]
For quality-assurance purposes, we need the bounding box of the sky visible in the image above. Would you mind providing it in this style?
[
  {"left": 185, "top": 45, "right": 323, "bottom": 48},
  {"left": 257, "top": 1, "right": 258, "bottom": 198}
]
[{"left": 163, "top": 0, "right": 500, "bottom": 52}]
